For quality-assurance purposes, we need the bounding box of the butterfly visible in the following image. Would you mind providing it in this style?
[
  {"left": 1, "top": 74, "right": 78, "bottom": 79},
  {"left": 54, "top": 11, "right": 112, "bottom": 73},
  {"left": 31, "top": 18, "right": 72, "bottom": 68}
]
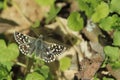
[{"left": 14, "top": 32, "right": 66, "bottom": 63}]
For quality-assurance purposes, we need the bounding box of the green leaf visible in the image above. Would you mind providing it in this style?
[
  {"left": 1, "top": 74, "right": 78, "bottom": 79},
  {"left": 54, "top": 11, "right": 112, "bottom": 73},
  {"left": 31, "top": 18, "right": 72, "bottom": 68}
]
[
  {"left": 91, "top": 2, "right": 109, "bottom": 22},
  {"left": 31, "top": 20, "right": 40, "bottom": 28},
  {"left": 67, "top": 12, "right": 83, "bottom": 31},
  {"left": 99, "top": 15, "right": 118, "bottom": 31},
  {"left": 113, "top": 30, "right": 120, "bottom": 46},
  {"left": 6, "top": 43, "right": 19, "bottom": 61},
  {"left": 39, "top": 65, "right": 49, "bottom": 79},
  {"left": 110, "top": 61, "right": 120, "bottom": 69},
  {"left": 1, "top": 62, "right": 13, "bottom": 72},
  {"left": 45, "top": 5, "right": 61, "bottom": 24},
  {"left": 110, "top": 0, "right": 120, "bottom": 14},
  {"left": 35, "top": 0, "right": 55, "bottom": 6},
  {"left": 103, "top": 77, "right": 114, "bottom": 80},
  {"left": 0, "top": 39, "right": 7, "bottom": 49},
  {"left": 0, "top": 63, "right": 10, "bottom": 80},
  {"left": 25, "top": 72, "right": 45, "bottom": 80},
  {"left": 77, "top": 0, "right": 94, "bottom": 17},
  {"left": 93, "top": 74, "right": 100, "bottom": 80},
  {"left": 83, "top": 0, "right": 101, "bottom": 8},
  {"left": 8, "top": 43, "right": 19, "bottom": 56},
  {"left": 0, "top": 0, "right": 7, "bottom": 9},
  {"left": 0, "top": 2, "right": 4, "bottom": 9},
  {"left": 60, "top": 57, "right": 71, "bottom": 71},
  {"left": 101, "top": 57, "right": 108, "bottom": 68},
  {"left": 112, "top": 18, "right": 120, "bottom": 31},
  {"left": 104, "top": 46, "right": 120, "bottom": 62},
  {"left": 46, "top": 73, "right": 54, "bottom": 80},
  {"left": 0, "top": 43, "right": 19, "bottom": 62}
]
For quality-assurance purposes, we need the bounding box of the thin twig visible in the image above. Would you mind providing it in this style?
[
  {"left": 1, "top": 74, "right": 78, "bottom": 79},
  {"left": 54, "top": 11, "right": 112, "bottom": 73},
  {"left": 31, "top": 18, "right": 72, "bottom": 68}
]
[{"left": 15, "top": 61, "right": 27, "bottom": 68}]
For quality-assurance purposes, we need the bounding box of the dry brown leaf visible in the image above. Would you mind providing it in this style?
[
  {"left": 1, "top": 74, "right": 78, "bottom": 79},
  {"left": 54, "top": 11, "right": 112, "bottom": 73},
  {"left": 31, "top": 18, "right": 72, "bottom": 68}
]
[{"left": 13, "top": 0, "right": 47, "bottom": 22}]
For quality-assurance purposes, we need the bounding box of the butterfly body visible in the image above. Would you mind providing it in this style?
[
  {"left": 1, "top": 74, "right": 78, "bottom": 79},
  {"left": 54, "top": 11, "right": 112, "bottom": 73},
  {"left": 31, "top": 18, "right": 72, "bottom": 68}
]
[{"left": 14, "top": 32, "right": 66, "bottom": 63}]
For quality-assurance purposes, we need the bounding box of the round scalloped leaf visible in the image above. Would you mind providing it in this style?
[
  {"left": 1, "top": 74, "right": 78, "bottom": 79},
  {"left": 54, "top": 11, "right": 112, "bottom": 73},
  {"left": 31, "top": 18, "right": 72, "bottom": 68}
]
[
  {"left": 59, "top": 57, "right": 71, "bottom": 71},
  {"left": 0, "top": 63, "right": 12, "bottom": 80},
  {"left": 67, "top": 12, "right": 83, "bottom": 31},
  {"left": 113, "top": 30, "right": 120, "bottom": 46},
  {"left": 0, "top": 43, "right": 19, "bottom": 62},
  {"left": 25, "top": 72, "right": 45, "bottom": 80},
  {"left": 77, "top": 0, "right": 94, "bottom": 17},
  {"left": 0, "top": 64, "right": 8, "bottom": 79},
  {"left": 110, "top": 0, "right": 120, "bottom": 14},
  {"left": 0, "top": 48, "right": 8, "bottom": 62},
  {"left": 91, "top": 2, "right": 109, "bottom": 22},
  {"left": 1, "top": 62, "right": 13, "bottom": 72},
  {"left": 110, "top": 61, "right": 120, "bottom": 69},
  {"left": 8, "top": 43, "right": 19, "bottom": 58},
  {"left": 39, "top": 65, "right": 49, "bottom": 79},
  {"left": 0, "top": 39, "right": 7, "bottom": 49},
  {"left": 99, "top": 15, "right": 118, "bottom": 31},
  {"left": 104, "top": 46, "right": 120, "bottom": 62}
]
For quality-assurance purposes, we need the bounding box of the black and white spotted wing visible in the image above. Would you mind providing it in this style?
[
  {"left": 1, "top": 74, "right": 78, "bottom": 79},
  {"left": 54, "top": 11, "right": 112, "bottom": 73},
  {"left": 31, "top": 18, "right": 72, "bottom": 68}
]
[
  {"left": 14, "top": 32, "right": 35, "bottom": 45},
  {"left": 14, "top": 32, "right": 36, "bottom": 55},
  {"left": 14, "top": 32, "right": 66, "bottom": 63}
]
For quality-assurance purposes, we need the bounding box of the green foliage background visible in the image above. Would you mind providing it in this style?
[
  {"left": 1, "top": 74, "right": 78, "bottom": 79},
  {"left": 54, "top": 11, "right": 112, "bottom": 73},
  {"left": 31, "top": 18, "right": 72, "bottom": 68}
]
[{"left": 0, "top": 0, "right": 120, "bottom": 80}]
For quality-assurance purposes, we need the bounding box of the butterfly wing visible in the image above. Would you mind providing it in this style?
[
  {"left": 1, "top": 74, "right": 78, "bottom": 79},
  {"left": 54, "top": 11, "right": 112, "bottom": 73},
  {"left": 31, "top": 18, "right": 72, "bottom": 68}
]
[
  {"left": 41, "top": 52, "right": 55, "bottom": 63},
  {"left": 43, "top": 44, "right": 66, "bottom": 63},
  {"left": 48, "top": 44, "right": 66, "bottom": 56},
  {"left": 14, "top": 32, "right": 36, "bottom": 44},
  {"left": 19, "top": 43, "right": 35, "bottom": 55},
  {"left": 37, "top": 43, "right": 66, "bottom": 63},
  {"left": 14, "top": 32, "right": 36, "bottom": 55}
]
